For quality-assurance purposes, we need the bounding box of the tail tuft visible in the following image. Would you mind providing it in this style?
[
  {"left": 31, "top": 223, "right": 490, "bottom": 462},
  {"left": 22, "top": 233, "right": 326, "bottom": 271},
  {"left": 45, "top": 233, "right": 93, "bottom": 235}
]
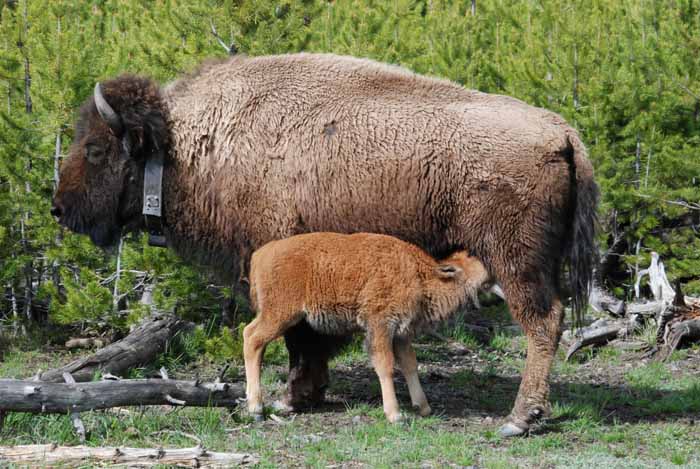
[{"left": 565, "top": 133, "right": 599, "bottom": 327}]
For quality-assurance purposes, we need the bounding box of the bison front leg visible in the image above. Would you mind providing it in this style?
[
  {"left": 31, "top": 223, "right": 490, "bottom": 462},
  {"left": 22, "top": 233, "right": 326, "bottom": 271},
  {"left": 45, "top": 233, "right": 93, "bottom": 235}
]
[{"left": 498, "top": 278, "right": 564, "bottom": 437}]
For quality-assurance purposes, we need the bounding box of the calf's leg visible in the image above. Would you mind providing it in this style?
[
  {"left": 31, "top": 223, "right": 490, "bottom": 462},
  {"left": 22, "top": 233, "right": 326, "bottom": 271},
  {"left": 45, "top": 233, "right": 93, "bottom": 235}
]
[
  {"left": 243, "top": 315, "right": 290, "bottom": 419},
  {"left": 394, "top": 337, "right": 431, "bottom": 416},
  {"left": 368, "top": 325, "right": 402, "bottom": 423}
]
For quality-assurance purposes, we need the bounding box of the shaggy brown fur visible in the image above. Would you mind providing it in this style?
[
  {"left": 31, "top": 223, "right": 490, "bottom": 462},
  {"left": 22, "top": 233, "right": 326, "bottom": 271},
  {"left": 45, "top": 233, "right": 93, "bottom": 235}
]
[
  {"left": 53, "top": 53, "right": 598, "bottom": 434},
  {"left": 245, "top": 232, "right": 490, "bottom": 422}
]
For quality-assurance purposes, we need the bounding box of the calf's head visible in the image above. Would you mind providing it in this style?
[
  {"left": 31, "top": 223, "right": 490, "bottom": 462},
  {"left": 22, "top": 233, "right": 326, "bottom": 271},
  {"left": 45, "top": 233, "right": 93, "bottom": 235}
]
[{"left": 52, "top": 76, "right": 168, "bottom": 247}]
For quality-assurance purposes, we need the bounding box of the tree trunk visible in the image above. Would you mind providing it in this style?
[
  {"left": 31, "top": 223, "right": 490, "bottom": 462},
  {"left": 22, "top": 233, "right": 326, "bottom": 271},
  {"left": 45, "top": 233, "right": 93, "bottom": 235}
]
[
  {"left": 112, "top": 236, "right": 123, "bottom": 312},
  {"left": 53, "top": 131, "right": 61, "bottom": 191},
  {"left": 18, "top": 0, "right": 33, "bottom": 322},
  {"left": 573, "top": 44, "right": 579, "bottom": 110}
]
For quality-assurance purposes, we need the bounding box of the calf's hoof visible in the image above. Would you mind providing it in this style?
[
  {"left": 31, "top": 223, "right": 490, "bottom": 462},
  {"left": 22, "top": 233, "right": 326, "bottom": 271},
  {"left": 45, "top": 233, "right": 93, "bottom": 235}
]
[
  {"left": 246, "top": 402, "right": 264, "bottom": 422},
  {"left": 414, "top": 404, "right": 432, "bottom": 417},
  {"left": 386, "top": 412, "right": 404, "bottom": 424}
]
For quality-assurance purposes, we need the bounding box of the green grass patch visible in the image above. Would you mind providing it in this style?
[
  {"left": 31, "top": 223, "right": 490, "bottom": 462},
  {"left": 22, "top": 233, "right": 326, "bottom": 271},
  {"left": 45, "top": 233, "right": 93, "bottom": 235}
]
[
  {"left": 489, "top": 332, "right": 512, "bottom": 352},
  {"left": 3, "top": 331, "right": 700, "bottom": 467}
]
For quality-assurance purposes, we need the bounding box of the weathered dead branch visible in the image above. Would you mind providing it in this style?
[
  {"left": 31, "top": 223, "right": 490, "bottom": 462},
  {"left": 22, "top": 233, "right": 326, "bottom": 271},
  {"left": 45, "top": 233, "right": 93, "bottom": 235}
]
[
  {"left": 653, "top": 282, "right": 700, "bottom": 361},
  {"left": 563, "top": 317, "right": 641, "bottom": 361},
  {"left": 656, "top": 318, "right": 700, "bottom": 362},
  {"left": 0, "top": 444, "right": 257, "bottom": 467},
  {"left": 0, "top": 377, "right": 244, "bottom": 414},
  {"left": 37, "top": 315, "right": 188, "bottom": 383},
  {"left": 589, "top": 285, "right": 625, "bottom": 317},
  {"left": 564, "top": 252, "right": 700, "bottom": 360}
]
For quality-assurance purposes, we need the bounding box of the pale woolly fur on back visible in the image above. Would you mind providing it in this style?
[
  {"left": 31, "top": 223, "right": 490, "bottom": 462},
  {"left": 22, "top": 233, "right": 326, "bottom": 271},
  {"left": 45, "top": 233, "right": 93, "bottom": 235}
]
[{"left": 158, "top": 53, "right": 597, "bottom": 318}]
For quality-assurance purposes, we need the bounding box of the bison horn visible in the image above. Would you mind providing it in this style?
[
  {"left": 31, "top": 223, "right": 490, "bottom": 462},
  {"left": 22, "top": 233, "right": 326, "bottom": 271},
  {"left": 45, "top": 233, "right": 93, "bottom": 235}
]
[{"left": 94, "top": 83, "right": 124, "bottom": 137}]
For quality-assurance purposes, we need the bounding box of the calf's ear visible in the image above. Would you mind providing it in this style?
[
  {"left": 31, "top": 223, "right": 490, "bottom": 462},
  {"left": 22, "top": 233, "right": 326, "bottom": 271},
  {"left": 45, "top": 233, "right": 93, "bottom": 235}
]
[{"left": 436, "top": 264, "right": 462, "bottom": 279}]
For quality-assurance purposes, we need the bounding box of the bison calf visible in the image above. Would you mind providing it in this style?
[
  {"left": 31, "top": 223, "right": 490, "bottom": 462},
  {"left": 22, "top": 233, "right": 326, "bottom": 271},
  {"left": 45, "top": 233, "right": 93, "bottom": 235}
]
[{"left": 244, "top": 232, "right": 490, "bottom": 422}]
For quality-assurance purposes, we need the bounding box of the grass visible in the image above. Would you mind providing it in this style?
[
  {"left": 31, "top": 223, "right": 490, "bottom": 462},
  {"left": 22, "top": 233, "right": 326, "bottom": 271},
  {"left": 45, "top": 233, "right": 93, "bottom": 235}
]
[
  {"left": 489, "top": 332, "right": 513, "bottom": 352},
  {"left": 2, "top": 326, "right": 700, "bottom": 467}
]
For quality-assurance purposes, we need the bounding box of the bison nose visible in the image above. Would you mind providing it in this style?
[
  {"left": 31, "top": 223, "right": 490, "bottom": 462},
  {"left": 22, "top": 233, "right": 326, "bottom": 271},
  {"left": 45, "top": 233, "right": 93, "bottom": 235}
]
[{"left": 50, "top": 203, "right": 63, "bottom": 219}]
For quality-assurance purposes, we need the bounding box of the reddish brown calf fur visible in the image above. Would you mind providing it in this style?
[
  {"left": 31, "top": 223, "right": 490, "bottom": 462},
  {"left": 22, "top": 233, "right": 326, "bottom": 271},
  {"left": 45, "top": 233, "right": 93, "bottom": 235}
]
[{"left": 244, "top": 232, "right": 490, "bottom": 422}]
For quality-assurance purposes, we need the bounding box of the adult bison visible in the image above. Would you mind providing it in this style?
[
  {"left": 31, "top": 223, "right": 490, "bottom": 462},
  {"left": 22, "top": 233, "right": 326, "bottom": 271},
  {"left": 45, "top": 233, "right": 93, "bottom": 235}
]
[{"left": 52, "top": 53, "right": 597, "bottom": 437}]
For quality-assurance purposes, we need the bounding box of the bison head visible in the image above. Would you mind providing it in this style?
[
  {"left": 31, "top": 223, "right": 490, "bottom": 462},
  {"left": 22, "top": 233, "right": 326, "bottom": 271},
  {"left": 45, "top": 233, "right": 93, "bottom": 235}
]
[{"left": 52, "top": 76, "right": 169, "bottom": 247}]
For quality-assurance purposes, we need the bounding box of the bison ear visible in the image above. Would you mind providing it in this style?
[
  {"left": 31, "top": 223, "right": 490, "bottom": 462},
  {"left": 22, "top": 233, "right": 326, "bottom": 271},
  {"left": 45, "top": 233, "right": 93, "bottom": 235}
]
[
  {"left": 436, "top": 264, "right": 462, "bottom": 279},
  {"left": 94, "top": 83, "right": 124, "bottom": 137}
]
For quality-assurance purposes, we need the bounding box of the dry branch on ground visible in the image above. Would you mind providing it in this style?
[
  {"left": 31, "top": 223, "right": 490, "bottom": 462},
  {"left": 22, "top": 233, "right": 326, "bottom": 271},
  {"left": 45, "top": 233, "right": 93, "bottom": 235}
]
[
  {"left": 0, "top": 377, "right": 244, "bottom": 414},
  {"left": 37, "top": 314, "right": 188, "bottom": 383},
  {"left": 653, "top": 283, "right": 700, "bottom": 361},
  {"left": 0, "top": 444, "right": 257, "bottom": 467},
  {"left": 563, "top": 252, "right": 700, "bottom": 360}
]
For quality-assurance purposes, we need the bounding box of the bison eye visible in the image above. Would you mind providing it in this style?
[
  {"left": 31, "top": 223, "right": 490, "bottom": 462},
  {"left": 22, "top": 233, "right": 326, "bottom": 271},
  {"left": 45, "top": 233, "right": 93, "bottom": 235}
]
[{"left": 85, "top": 144, "right": 105, "bottom": 164}]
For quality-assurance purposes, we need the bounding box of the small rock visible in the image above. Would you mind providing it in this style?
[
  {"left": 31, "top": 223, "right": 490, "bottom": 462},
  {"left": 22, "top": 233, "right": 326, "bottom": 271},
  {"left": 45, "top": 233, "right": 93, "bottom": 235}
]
[
  {"left": 483, "top": 417, "right": 494, "bottom": 425},
  {"left": 352, "top": 416, "right": 362, "bottom": 424}
]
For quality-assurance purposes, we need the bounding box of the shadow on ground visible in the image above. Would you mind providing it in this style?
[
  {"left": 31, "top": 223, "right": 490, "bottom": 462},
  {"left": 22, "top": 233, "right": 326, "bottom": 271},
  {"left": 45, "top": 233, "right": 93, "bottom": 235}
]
[{"left": 308, "top": 352, "right": 700, "bottom": 431}]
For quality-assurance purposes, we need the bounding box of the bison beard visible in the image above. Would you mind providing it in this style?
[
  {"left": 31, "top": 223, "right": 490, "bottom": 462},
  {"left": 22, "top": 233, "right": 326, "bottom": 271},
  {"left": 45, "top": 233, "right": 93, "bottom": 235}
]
[{"left": 54, "top": 53, "right": 598, "bottom": 437}]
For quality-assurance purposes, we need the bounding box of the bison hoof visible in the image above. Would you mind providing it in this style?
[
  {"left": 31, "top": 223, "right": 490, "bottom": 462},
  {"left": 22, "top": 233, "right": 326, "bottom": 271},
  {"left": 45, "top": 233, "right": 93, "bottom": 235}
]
[
  {"left": 498, "top": 421, "right": 529, "bottom": 438},
  {"left": 252, "top": 412, "right": 265, "bottom": 423},
  {"left": 387, "top": 412, "right": 404, "bottom": 424}
]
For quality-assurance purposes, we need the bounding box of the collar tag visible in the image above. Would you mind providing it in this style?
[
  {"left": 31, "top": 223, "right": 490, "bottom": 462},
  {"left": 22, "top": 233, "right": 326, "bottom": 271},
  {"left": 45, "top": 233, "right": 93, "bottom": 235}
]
[
  {"left": 143, "top": 152, "right": 164, "bottom": 217},
  {"left": 142, "top": 148, "right": 166, "bottom": 247}
]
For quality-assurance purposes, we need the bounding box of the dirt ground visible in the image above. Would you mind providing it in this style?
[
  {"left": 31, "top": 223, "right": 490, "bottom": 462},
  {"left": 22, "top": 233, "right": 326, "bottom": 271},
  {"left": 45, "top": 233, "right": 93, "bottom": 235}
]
[{"left": 2, "top": 331, "right": 700, "bottom": 468}]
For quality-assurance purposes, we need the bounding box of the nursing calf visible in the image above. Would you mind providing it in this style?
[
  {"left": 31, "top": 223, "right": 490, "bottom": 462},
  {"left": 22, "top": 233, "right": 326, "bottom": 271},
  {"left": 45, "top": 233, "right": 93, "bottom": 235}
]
[{"left": 244, "top": 232, "right": 491, "bottom": 422}]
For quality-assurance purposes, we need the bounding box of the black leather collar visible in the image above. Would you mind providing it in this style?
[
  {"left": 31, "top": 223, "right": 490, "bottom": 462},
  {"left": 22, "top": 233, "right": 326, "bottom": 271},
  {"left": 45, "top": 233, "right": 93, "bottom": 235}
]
[{"left": 142, "top": 146, "right": 167, "bottom": 247}]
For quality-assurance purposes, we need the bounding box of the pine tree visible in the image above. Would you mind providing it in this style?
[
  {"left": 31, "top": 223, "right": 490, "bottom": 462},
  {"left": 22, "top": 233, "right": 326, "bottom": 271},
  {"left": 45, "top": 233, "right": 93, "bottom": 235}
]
[{"left": 1, "top": 0, "right": 699, "bottom": 334}]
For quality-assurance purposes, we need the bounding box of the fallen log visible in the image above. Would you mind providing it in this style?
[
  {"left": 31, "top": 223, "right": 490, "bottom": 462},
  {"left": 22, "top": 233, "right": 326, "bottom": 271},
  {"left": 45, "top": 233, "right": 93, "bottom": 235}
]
[
  {"left": 652, "top": 282, "right": 700, "bottom": 361},
  {"left": 0, "top": 377, "right": 244, "bottom": 414},
  {"left": 37, "top": 315, "right": 188, "bottom": 383},
  {"left": 564, "top": 323, "right": 625, "bottom": 361},
  {"left": 656, "top": 318, "right": 700, "bottom": 362},
  {"left": 589, "top": 285, "right": 625, "bottom": 317},
  {"left": 626, "top": 300, "right": 665, "bottom": 316},
  {"left": 0, "top": 444, "right": 257, "bottom": 467},
  {"left": 562, "top": 314, "right": 644, "bottom": 361}
]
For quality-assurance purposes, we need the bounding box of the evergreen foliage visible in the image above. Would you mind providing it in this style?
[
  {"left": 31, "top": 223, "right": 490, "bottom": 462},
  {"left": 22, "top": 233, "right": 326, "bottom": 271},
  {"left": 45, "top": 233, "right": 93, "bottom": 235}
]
[{"left": 0, "top": 0, "right": 698, "bottom": 332}]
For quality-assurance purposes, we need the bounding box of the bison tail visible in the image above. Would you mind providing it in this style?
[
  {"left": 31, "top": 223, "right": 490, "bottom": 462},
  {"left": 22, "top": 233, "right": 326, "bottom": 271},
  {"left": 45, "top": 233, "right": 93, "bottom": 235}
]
[{"left": 565, "top": 131, "right": 599, "bottom": 327}]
